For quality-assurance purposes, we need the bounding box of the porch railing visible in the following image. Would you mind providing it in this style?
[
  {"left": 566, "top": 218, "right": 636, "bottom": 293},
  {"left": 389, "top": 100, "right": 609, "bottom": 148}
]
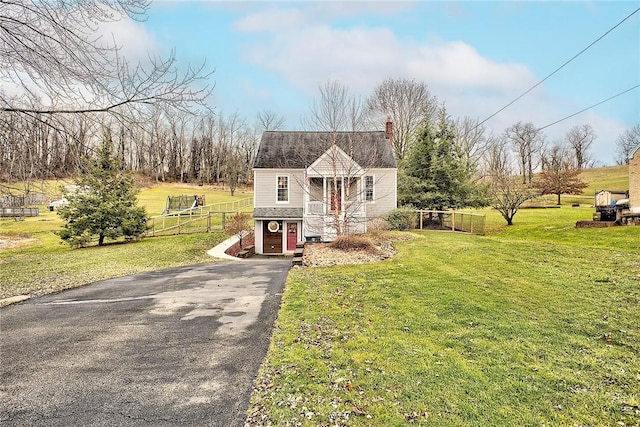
[{"left": 305, "top": 200, "right": 364, "bottom": 216}]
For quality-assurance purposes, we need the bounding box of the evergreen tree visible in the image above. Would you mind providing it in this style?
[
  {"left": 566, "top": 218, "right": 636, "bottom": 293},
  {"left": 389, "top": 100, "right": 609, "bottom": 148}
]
[
  {"left": 58, "top": 139, "right": 147, "bottom": 247},
  {"left": 398, "top": 111, "right": 487, "bottom": 210}
]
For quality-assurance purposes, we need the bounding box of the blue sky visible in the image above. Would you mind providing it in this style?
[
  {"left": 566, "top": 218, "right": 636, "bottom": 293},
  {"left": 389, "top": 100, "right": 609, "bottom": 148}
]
[{"left": 116, "top": 1, "right": 639, "bottom": 165}]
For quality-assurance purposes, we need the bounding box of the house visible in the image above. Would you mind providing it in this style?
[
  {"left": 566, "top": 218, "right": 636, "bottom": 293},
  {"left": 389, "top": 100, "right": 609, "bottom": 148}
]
[
  {"left": 630, "top": 143, "right": 640, "bottom": 213},
  {"left": 252, "top": 124, "right": 398, "bottom": 255}
]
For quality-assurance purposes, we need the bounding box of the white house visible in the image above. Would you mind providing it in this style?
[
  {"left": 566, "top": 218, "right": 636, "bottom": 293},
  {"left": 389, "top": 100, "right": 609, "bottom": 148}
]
[{"left": 252, "top": 125, "right": 398, "bottom": 254}]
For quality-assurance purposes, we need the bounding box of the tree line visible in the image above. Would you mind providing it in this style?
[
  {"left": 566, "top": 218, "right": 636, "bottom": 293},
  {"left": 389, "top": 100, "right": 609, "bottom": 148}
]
[{"left": 2, "top": 1, "right": 638, "bottom": 229}]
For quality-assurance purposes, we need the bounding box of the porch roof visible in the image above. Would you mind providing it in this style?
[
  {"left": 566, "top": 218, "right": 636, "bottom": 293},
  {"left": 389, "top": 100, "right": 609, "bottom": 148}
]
[{"left": 253, "top": 207, "right": 304, "bottom": 219}]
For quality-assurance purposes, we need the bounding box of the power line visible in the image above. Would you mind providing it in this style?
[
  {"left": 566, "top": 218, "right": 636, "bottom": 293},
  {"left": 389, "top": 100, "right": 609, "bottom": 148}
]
[
  {"left": 476, "top": 6, "right": 640, "bottom": 129},
  {"left": 537, "top": 84, "right": 640, "bottom": 131}
]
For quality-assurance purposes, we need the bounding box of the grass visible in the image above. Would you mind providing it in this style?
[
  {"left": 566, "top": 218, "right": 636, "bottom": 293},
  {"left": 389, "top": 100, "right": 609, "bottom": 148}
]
[
  {"left": 580, "top": 165, "right": 629, "bottom": 195},
  {"left": 247, "top": 207, "right": 640, "bottom": 426},
  {"left": 0, "top": 184, "right": 250, "bottom": 303},
  {"left": 136, "top": 182, "right": 252, "bottom": 215}
]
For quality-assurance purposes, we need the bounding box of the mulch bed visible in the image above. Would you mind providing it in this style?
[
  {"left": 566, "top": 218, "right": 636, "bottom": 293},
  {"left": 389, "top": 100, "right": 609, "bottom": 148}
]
[{"left": 224, "top": 232, "right": 255, "bottom": 257}]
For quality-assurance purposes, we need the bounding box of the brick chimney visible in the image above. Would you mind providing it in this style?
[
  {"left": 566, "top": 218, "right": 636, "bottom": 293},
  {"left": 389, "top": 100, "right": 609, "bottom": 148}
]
[{"left": 385, "top": 117, "right": 393, "bottom": 148}]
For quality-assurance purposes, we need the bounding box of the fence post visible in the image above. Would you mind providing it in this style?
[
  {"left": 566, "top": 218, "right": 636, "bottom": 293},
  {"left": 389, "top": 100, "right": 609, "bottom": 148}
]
[
  {"left": 420, "top": 211, "right": 423, "bottom": 231},
  {"left": 451, "top": 212, "right": 455, "bottom": 231},
  {"left": 178, "top": 214, "right": 181, "bottom": 234},
  {"left": 482, "top": 214, "right": 486, "bottom": 235},
  {"left": 222, "top": 212, "right": 226, "bottom": 230},
  {"left": 207, "top": 213, "right": 211, "bottom": 232},
  {"left": 470, "top": 214, "right": 473, "bottom": 234}
]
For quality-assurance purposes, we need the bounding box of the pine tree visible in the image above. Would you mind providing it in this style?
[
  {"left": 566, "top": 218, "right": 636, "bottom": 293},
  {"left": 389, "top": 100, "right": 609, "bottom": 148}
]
[
  {"left": 58, "top": 139, "right": 147, "bottom": 247},
  {"left": 398, "top": 112, "right": 487, "bottom": 210}
]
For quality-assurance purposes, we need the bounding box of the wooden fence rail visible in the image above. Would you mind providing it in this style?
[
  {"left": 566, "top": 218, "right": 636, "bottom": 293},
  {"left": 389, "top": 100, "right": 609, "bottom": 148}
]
[
  {"left": 145, "top": 198, "right": 253, "bottom": 237},
  {"left": 146, "top": 211, "right": 241, "bottom": 236}
]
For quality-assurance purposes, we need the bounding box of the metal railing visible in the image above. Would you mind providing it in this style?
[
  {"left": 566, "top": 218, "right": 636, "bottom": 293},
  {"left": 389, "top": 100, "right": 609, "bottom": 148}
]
[{"left": 414, "top": 210, "right": 486, "bottom": 235}]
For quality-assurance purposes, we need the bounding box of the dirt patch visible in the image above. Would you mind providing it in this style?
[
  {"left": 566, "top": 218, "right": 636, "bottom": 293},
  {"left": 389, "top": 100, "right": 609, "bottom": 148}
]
[
  {"left": 0, "top": 235, "right": 37, "bottom": 250},
  {"left": 303, "top": 233, "right": 410, "bottom": 267}
]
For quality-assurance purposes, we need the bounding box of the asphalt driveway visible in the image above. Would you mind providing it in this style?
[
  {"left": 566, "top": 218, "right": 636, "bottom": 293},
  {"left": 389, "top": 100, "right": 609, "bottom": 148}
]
[{"left": 0, "top": 258, "right": 291, "bottom": 426}]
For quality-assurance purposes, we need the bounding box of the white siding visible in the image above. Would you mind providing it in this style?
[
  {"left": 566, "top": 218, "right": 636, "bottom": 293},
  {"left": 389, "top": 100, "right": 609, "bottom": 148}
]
[
  {"left": 253, "top": 169, "right": 305, "bottom": 208},
  {"left": 254, "top": 220, "right": 264, "bottom": 254},
  {"left": 365, "top": 168, "right": 397, "bottom": 218},
  {"left": 308, "top": 147, "right": 363, "bottom": 177}
]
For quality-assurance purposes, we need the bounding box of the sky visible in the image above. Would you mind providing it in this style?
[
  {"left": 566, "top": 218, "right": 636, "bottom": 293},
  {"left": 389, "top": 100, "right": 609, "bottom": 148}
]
[{"left": 113, "top": 1, "right": 639, "bottom": 165}]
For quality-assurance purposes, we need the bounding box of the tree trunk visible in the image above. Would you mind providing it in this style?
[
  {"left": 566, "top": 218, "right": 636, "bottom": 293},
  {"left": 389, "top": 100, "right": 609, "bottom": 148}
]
[
  {"left": 557, "top": 193, "right": 561, "bottom": 205},
  {"left": 98, "top": 234, "right": 105, "bottom": 246}
]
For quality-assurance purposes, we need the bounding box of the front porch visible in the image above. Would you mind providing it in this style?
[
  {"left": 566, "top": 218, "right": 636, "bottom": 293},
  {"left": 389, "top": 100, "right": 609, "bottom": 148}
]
[{"left": 303, "top": 176, "right": 367, "bottom": 241}]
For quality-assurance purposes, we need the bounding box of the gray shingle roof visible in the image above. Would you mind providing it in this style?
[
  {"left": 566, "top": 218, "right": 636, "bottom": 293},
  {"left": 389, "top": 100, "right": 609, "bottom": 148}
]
[
  {"left": 253, "top": 207, "right": 304, "bottom": 219},
  {"left": 253, "top": 131, "right": 397, "bottom": 169}
]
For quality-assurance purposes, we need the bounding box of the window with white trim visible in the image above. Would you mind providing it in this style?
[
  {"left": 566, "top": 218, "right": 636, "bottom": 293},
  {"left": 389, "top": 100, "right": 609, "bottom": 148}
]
[
  {"left": 277, "top": 175, "right": 289, "bottom": 202},
  {"left": 365, "top": 175, "right": 374, "bottom": 202}
]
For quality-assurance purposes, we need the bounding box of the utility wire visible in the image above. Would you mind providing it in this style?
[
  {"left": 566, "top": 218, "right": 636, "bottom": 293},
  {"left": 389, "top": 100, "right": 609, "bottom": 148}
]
[
  {"left": 475, "top": 6, "right": 640, "bottom": 129},
  {"left": 537, "top": 84, "right": 639, "bottom": 131}
]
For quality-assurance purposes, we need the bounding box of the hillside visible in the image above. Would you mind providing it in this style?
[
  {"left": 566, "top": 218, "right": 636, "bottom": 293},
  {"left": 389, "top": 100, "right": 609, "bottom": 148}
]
[{"left": 579, "top": 164, "right": 628, "bottom": 195}]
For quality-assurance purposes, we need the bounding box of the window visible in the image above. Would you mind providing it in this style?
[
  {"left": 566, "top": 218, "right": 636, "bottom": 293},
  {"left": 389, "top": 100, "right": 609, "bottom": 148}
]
[
  {"left": 277, "top": 176, "right": 289, "bottom": 202},
  {"left": 365, "top": 175, "right": 374, "bottom": 202}
]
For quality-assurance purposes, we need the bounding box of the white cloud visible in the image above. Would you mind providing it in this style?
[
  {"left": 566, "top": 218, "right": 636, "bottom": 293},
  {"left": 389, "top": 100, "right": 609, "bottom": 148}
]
[
  {"left": 233, "top": 2, "right": 412, "bottom": 34},
  {"left": 98, "top": 17, "right": 161, "bottom": 62},
  {"left": 233, "top": 8, "right": 309, "bottom": 33},
  {"left": 234, "top": 5, "right": 632, "bottom": 164},
  {"left": 241, "top": 23, "right": 537, "bottom": 99}
]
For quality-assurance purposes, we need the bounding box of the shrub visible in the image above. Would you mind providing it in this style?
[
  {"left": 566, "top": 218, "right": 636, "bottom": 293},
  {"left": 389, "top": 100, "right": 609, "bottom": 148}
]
[
  {"left": 384, "top": 206, "right": 418, "bottom": 231},
  {"left": 329, "top": 235, "right": 377, "bottom": 253},
  {"left": 366, "top": 217, "right": 391, "bottom": 241},
  {"left": 224, "top": 212, "right": 252, "bottom": 235}
]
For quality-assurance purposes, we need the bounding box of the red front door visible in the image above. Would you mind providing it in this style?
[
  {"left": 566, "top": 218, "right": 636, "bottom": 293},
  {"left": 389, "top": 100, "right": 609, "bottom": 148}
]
[{"left": 286, "top": 222, "right": 298, "bottom": 251}]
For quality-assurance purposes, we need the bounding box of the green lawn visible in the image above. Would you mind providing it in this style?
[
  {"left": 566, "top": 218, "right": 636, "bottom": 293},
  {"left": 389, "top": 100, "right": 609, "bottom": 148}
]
[
  {"left": 580, "top": 165, "right": 629, "bottom": 195},
  {"left": 137, "top": 182, "right": 252, "bottom": 215},
  {"left": 247, "top": 207, "right": 640, "bottom": 426},
  {"left": 0, "top": 184, "right": 250, "bottom": 303}
]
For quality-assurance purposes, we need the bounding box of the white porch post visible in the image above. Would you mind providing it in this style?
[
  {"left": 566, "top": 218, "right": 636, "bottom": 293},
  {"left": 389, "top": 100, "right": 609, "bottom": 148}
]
[{"left": 323, "top": 177, "right": 327, "bottom": 215}]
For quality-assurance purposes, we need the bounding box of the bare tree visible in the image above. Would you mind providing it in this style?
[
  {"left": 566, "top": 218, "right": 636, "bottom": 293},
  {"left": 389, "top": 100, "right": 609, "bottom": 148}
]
[
  {"left": 221, "top": 146, "right": 244, "bottom": 196},
  {"left": 454, "top": 116, "right": 488, "bottom": 173},
  {"left": 300, "top": 80, "right": 394, "bottom": 237},
  {"left": 367, "top": 78, "right": 438, "bottom": 161},
  {"left": 504, "top": 122, "right": 544, "bottom": 184},
  {"left": 565, "top": 124, "right": 595, "bottom": 170},
  {"left": 489, "top": 174, "right": 539, "bottom": 226},
  {"left": 256, "top": 110, "right": 286, "bottom": 132},
  {"left": 305, "top": 80, "right": 367, "bottom": 133},
  {"left": 483, "top": 137, "right": 538, "bottom": 225},
  {"left": 481, "top": 135, "right": 511, "bottom": 178},
  {"left": 615, "top": 124, "right": 640, "bottom": 165},
  {"left": 1, "top": 0, "right": 212, "bottom": 123}
]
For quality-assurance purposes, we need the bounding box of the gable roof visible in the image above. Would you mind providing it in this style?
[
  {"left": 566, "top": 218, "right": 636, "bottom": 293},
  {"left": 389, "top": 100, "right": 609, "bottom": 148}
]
[
  {"left": 253, "top": 131, "right": 397, "bottom": 169},
  {"left": 631, "top": 143, "right": 640, "bottom": 159}
]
